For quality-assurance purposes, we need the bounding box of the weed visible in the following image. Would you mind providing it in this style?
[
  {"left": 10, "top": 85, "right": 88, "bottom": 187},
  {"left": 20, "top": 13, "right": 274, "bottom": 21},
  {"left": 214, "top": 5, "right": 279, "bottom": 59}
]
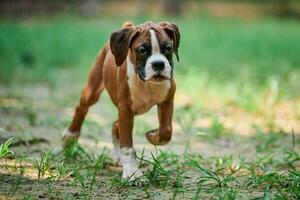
[
  {"left": 286, "top": 170, "right": 300, "bottom": 199},
  {"left": 213, "top": 155, "right": 241, "bottom": 175},
  {"left": 23, "top": 195, "right": 35, "bottom": 200},
  {"left": 111, "top": 175, "right": 132, "bottom": 188},
  {"left": 0, "top": 137, "right": 15, "bottom": 159},
  {"left": 209, "top": 116, "right": 226, "bottom": 139},
  {"left": 63, "top": 140, "right": 92, "bottom": 162},
  {"left": 86, "top": 149, "right": 110, "bottom": 191},
  {"left": 283, "top": 149, "right": 300, "bottom": 169},
  {"left": 72, "top": 165, "right": 87, "bottom": 193},
  {"left": 55, "top": 161, "right": 71, "bottom": 180},
  {"left": 246, "top": 171, "right": 282, "bottom": 189},
  {"left": 186, "top": 155, "right": 227, "bottom": 188},
  {"left": 250, "top": 127, "right": 286, "bottom": 152},
  {"left": 144, "top": 151, "right": 182, "bottom": 189},
  {"left": 27, "top": 150, "right": 52, "bottom": 179},
  {"left": 185, "top": 154, "right": 243, "bottom": 199}
]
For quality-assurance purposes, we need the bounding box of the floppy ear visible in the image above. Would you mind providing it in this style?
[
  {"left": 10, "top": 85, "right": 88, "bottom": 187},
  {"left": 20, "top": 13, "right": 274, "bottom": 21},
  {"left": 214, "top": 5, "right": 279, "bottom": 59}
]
[
  {"left": 159, "top": 22, "right": 180, "bottom": 62},
  {"left": 110, "top": 26, "right": 139, "bottom": 66}
]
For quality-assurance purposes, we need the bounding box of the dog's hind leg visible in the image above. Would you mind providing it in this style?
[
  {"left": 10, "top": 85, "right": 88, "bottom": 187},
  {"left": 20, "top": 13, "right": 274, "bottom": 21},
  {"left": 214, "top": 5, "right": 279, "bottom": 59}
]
[{"left": 63, "top": 47, "right": 107, "bottom": 144}]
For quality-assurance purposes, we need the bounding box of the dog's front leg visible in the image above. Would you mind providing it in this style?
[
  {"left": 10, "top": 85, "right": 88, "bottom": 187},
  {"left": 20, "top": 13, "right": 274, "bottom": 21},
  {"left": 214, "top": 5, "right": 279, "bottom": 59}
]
[
  {"left": 146, "top": 97, "right": 174, "bottom": 145},
  {"left": 118, "top": 104, "right": 145, "bottom": 183}
]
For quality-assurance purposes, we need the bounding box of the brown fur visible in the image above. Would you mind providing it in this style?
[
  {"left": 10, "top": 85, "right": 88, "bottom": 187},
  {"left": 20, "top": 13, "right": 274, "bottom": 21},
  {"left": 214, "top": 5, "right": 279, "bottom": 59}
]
[{"left": 65, "top": 21, "right": 179, "bottom": 149}]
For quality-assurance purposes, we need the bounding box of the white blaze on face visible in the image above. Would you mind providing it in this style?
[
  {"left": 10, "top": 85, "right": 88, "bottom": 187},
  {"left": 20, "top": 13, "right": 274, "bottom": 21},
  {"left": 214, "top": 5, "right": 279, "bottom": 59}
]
[{"left": 144, "top": 29, "right": 172, "bottom": 81}]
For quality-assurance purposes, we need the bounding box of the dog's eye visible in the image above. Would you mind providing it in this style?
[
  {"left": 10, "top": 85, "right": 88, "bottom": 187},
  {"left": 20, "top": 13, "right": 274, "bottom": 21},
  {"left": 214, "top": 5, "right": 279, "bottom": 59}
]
[
  {"left": 165, "top": 45, "right": 172, "bottom": 54},
  {"left": 137, "top": 46, "right": 147, "bottom": 55}
]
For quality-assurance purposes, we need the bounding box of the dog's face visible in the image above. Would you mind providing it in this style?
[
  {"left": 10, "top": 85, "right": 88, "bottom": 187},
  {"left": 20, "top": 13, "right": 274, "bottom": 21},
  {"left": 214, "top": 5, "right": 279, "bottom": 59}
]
[{"left": 110, "top": 22, "right": 180, "bottom": 83}]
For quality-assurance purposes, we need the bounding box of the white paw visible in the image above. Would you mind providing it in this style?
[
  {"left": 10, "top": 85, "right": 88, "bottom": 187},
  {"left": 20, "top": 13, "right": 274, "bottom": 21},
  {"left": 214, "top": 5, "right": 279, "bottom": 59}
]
[
  {"left": 122, "top": 162, "right": 143, "bottom": 180},
  {"left": 62, "top": 129, "right": 79, "bottom": 144},
  {"left": 122, "top": 160, "right": 148, "bottom": 186},
  {"left": 120, "top": 147, "right": 148, "bottom": 186}
]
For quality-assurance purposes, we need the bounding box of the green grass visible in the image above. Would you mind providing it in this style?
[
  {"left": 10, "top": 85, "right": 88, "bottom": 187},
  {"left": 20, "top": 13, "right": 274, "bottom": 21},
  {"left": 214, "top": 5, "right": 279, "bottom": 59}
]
[
  {"left": 27, "top": 150, "right": 52, "bottom": 180},
  {"left": 0, "top": 141, "right": 299, "bottom": 199},
  {"left": 0, "top": 137, "right": 15, "bottom": 159}
]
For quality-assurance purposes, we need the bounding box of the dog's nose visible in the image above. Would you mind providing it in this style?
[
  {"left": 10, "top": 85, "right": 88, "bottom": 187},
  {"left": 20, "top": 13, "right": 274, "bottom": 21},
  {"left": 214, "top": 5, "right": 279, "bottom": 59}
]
[{"left": 152, "top": 61, "right": 165, "bottom": 71}]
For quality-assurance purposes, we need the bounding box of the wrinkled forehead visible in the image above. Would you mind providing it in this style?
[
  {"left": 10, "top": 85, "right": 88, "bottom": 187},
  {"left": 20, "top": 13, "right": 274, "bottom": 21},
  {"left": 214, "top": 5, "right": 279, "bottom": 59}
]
[{"left": 132, "top": 23, "right": 171, "bottom": 47}]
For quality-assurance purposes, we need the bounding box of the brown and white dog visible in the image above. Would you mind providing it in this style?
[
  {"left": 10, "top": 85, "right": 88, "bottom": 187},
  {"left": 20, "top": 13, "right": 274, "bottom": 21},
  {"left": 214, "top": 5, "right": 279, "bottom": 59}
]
[{"left": 62, "top": 21, "right": 180, "bottom": 183}]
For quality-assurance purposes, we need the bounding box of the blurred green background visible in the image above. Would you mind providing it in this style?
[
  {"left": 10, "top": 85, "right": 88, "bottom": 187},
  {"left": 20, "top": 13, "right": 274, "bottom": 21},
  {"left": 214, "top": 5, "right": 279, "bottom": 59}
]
[
  {"left": 0, "top": 0, "right": 300, "bottom": 115},
  {"left": 1, "top": 2, "right": 300, "bottom": 199}
]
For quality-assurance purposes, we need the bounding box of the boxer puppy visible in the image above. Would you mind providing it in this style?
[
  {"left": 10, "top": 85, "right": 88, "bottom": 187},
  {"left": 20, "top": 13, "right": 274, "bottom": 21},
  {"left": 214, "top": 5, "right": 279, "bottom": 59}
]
[{"left": 62, "top": 21, "right": 180, "bottom": 185}]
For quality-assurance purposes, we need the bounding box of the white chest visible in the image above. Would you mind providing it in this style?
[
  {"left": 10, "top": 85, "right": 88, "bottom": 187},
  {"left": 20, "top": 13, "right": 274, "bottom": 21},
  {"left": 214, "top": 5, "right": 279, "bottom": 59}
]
[
  {"left": 128, "top": 77, "right": 170, "bottom": 115},
  {"left": 127, "top": 57, "right": 170, "bottom": 115}
]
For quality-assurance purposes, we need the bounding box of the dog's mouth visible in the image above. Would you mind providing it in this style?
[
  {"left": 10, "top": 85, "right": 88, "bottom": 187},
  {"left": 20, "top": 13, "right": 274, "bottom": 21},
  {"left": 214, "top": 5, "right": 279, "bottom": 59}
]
[
  {"left": 137, "top": 68, "right": 170, "bottom": 83},
  {"left": 150, "top": 74, "right": 168, "bottom": 82}
]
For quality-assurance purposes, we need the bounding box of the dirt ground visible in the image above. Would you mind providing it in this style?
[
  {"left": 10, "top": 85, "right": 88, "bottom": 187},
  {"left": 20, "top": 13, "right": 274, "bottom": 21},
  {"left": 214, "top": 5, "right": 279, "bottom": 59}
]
[{"left": 0, "top": 70, "right": 299, "bottom": 199}]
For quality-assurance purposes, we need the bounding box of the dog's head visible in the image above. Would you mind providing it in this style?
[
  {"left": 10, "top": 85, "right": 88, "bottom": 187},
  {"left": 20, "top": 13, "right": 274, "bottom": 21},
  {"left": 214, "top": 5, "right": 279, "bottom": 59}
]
[{"left": 110, "top": 21, "right": 180, "bottom": 83}]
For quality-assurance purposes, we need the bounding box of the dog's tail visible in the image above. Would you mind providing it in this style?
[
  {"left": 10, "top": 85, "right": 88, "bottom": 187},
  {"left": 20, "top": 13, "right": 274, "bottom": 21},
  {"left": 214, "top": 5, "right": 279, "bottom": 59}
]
[{"left": 81, "top": 45, "right": 107, "bottom": 102}]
